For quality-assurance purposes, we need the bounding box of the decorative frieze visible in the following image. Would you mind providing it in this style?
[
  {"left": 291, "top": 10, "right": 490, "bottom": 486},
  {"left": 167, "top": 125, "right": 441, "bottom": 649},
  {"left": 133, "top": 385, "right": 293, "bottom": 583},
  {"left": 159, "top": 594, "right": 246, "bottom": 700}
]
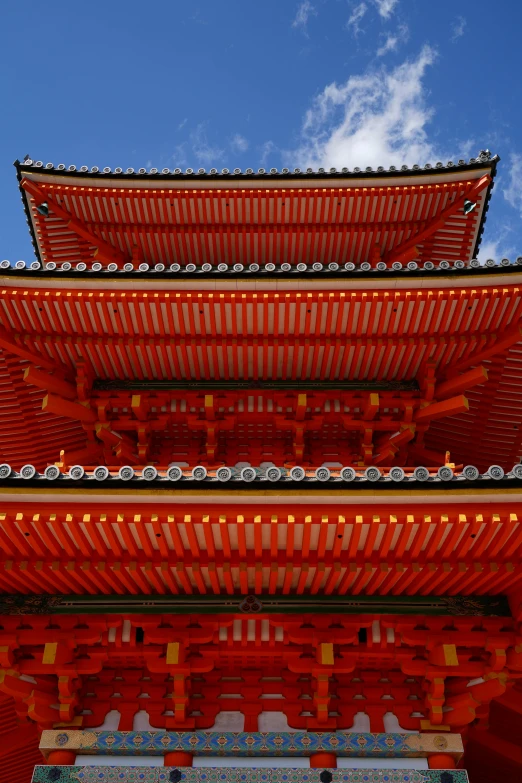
[
  {"left": 31, "top": 766, "right": 469, "bottom": 783},
  {"left": 39, "top": 731, "right": 464, "bottom": 760},
  {"left": 0, "top": 594, "right": 510, "bottom": 616}
]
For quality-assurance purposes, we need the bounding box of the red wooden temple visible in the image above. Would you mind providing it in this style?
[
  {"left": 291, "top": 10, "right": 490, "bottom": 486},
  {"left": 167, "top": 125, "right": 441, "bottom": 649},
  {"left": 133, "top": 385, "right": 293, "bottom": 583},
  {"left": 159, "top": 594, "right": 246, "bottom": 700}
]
[{"left": 0, "top": 151, "right": 521, "bottom": 783}]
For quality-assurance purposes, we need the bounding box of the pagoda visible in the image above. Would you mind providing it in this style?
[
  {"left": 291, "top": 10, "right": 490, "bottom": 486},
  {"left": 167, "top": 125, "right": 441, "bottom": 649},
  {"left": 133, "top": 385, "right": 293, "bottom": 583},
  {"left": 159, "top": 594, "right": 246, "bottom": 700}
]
[{"left": 0, "top": 150, "right": 521, "bottom": 783}]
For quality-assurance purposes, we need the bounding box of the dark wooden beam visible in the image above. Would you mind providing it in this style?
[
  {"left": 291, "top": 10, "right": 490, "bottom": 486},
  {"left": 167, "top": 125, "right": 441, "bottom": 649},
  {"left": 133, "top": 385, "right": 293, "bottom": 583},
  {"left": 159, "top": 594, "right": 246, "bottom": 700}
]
[{"left": 93, "top": 379, "right": 420, "bottom": 392}]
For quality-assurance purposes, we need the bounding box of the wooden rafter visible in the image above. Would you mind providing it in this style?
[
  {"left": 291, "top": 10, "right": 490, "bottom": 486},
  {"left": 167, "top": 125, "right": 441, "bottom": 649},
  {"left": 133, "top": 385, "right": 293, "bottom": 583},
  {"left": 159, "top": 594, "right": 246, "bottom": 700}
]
[
  {"left": 0, "top": 333, "right": 59, "bottom": 372},
  {"left": 20, "top": 178, "right": 128, "bottom": 265},
  {"left": 23, "top": 366, "right": 76, "bottom": 399},
  {"left": 383, "top": 175, "right": 491, "bottom": 264},
  {"left": 0, "top": 279, "right": 521, "bottom": 469},
  {"left": 435, "top": 365, "right": 488, "bottom": 399},
  {"left": 444, "top": 324, "right": 522, "bottom": 373},
  {"left": 19, "top": 171, "right": 492, "bottom": 268},
  {"left": 0, "top": 501, "right": 522, "bottom": 598}
]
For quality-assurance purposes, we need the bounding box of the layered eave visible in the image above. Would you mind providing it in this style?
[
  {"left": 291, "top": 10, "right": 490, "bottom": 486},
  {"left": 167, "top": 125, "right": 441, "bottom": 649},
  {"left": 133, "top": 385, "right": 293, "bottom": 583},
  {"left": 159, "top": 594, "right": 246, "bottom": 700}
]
[
  {"left": 5, "top": 152, "right": 522, "bottom": 783},
  {"left": 1, "top": 487, "right": 522, "bottom": 598},
  {"left": 15, "top": 152, "right": 498, "bottom": 271},
  {"left": 1, "top": 271, "right": 522, "bottom": 472}
]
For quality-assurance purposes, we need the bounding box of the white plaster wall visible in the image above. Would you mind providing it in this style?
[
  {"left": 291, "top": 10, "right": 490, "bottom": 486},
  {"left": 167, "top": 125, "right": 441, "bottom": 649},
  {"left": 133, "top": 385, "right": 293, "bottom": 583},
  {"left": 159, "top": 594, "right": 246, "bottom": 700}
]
[
  {"left": 133, "top": 709, "right": 155, "bottom": 730},
  {"left": 194, "top": 758, "right": 310, "bottom": 768},
  {"left": 338, "top": 759, "right": 428, "bottom": 770},
  {"left": 75, "top": 756, "right": 429, "bottom": 770},
  {"left": 88, "top": 709, "right": 121, "bottom": 730},
  {"left": 85, "top": 708, "right": 419, "bottom": 736},
  {"left": 347, "top": 712, "right": 371, "bottom": 732},
  {"left": 76, "top": 756, "right": 163, "bottom": 766},
  {"left": 207, "top": 711, "right": 245, "bottom": 731},
  {"left": 383, "top": 712, "right": 419, "bottom": 734},
  {"left": 258, "top": 711, "right": 299, "bottom": 732}
]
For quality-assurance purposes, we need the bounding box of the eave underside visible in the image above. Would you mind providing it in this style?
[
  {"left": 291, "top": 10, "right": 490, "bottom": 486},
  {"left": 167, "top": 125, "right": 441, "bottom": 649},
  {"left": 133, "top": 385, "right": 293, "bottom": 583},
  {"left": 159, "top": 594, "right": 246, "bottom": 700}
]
[
  {"left": 0, "top": 497, "right": 521, "bottom": 598},
  {"left": 18, "top": 165, "right": 494, "bottom": 270},
  {"left": 0, "top": 279, "right": 521, "bottom": 471}
]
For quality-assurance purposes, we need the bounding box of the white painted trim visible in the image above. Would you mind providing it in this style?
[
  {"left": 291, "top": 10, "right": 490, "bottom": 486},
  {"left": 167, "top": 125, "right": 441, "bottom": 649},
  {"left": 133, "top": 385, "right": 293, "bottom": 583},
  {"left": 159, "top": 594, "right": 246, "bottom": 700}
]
[
  {"left": 1, "top": 488, "right": 521, "bottom": 506},
  {"left": 1, "top": 271, "right": 521, "bottom": 294},
  {"left": 23, "top": 166, "right": 491, "bottom": 191}
]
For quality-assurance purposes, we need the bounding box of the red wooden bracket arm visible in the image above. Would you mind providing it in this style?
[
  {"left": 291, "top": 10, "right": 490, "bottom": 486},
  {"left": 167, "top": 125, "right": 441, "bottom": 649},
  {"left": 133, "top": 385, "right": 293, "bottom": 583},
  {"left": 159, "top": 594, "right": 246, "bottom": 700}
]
[
  {"left": 384, "top": 175, "right": 491, "bottom": 265},
  {"left": 446, "top": 324, "right": 522, "bottom": 374},
  {"left": 20, "top": 177, "right": 127, "bottom": 266},
  {"left": 0, "top": 331, "right": 60, "bottom": 371}
]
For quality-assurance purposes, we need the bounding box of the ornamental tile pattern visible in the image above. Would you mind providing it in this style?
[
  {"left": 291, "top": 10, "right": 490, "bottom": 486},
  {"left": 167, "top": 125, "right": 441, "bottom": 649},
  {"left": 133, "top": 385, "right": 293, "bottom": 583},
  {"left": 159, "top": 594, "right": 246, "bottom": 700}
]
[
  {"left": 31, "top": 767, "right": 469, "bottom": 783},
  {"left": 39, "top": 732, "right": 463, "bottom": 759}
]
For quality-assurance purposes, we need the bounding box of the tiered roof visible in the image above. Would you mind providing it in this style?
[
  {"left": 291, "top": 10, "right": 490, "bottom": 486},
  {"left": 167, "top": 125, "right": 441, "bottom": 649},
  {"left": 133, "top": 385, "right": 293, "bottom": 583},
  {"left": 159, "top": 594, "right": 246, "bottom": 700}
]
[
  {"left": 0, "top": 151, "right": 521, "bottom": 595},
  {"left": 1, "top": 152, "right": 522, "bottom": 783},
  {"left": 0, "top": 151, "right": 521, "bottom": 474},
  {"left": 2, "top": 266, "right": 522, "bottom": 471},
  {"left": 16, "top": 152, "right": 496, "bottom": 271}
]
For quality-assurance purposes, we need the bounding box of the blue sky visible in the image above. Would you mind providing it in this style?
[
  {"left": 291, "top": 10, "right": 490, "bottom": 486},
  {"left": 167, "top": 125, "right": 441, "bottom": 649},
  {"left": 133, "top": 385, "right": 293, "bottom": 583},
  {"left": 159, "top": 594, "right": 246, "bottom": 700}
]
[{"left": 1, "top": 0, "right": 521, "bottom": 262}]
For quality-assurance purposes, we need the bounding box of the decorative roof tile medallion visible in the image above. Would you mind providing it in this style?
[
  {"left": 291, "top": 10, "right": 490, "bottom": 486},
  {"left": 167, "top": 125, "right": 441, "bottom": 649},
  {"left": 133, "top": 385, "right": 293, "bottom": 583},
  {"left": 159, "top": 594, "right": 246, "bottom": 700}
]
[
  {"left": 1, "top": 464, "right": 522, "bottom": 489},
  {"left": 239, "top": 596, "right": 263, "bottom": 613}
]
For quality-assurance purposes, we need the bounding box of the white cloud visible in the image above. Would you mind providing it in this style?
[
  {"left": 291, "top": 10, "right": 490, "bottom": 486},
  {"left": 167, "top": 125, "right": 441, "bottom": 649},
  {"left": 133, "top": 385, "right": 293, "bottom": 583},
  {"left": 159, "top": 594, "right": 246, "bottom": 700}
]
[
  {"left": 476, "top": 165, "right": 521, "bottom": 262},
  {"left": 190, "top": 10, "right": 208, "bottom": 25},
  {"left": 230, "top": 134, "right": 249, "bottom": 154},
  {"left": 477, "top": 239, "right": 503, "bottom": 264},
  {"left": 477, "top": 230, "right": 516, "bottom": 264},
  {"left": 373, "top": 0, "right": 398, "bottom": 18},
  {"left": 292, "top": 1, "right": 317, "bottom": 35},
  {"left": 190, "top": 124, "right": 224, "bottom": 165},
  {"left": 172, "top": 143, "right": 188, "bottom": 168},
  {"left": 178, "top": 118, "right": 188, "bottom": 131},
  {"left": 347, "top": 2, "right": 367, "bottom": 35},
  {"left": 348, "top": 0, "right": 399, "bottom": 34},
  {"left": 504, "top": 153, "right": 522, "bottom": 216},
  {"left": 451, "top": 16, "right": 466, "bottom": 42},
  {"left": 259, "top": 140, "right": 277, "bottom": 167},
  {"left": 376, "top": 24, "right": 408, "bottom": 56},
  {"left": 376, "top": 34, "right": 398, "bottom": 57},
  {"left": 291, "top": 46, "right": 444, "bottom": 171}
]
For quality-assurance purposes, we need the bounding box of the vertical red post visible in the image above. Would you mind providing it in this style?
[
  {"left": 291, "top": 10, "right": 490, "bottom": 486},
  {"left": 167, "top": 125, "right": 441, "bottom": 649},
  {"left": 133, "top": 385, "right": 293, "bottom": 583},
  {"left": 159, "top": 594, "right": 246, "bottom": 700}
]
[
  {"left": 47, "top": 750, "right": 77, "bottom": 765},
  {"left": 428, "top": 754, "right": 456, "bottom": 769},
  {"left": 164, "top": 751, "right": 194, "bottom": 767},
  {"left": 310, "top": 752, "right": 337, "bottom": 768}
]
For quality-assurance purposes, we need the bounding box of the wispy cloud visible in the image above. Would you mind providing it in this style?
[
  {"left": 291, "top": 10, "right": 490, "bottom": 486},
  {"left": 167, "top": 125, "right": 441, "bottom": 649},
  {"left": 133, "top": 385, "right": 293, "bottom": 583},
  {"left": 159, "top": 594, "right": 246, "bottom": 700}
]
[
  {"left": 451, "top": 16, "right": 466, "bottom": 42},
  {"left": 292, "top": 1, "right": 317, "bottom": 36},
  {"left": 190, "top": 9, "right": 208, "bottom": 25},
  {"left": 230, "top": 133, "right": 249, "bottom": 154},
  {"left": 178, "top": 118, "right": 188, "bottom": 131},
  {"left": 376, "top": 24, "right": 408, "bottom": 56},
  {"left": 172, "top": 143, "right": 188, "bottom": 169},
  {"left": 259, "top": 140, "right": 277, "bottom": 167},
  {"left": 290, "top": 46, "right": 444, "bottom": 171},
  {"left": 477, "top": 154, "right": 522, "bottom": 261},
  {"left": 504, "top": 153, "right": 522, "bottom": 216},
  {"left": 477, "top": 229, "right": 517, "bottom": 263},
  {"left": 347, "top": 2, "right": 367, "bottom": 35},
  {"left": 373, "top": 0, "right": 399, "bottom": 18},
  {"left": 190, "top": 124, "right": 224, "bottom": 166}
]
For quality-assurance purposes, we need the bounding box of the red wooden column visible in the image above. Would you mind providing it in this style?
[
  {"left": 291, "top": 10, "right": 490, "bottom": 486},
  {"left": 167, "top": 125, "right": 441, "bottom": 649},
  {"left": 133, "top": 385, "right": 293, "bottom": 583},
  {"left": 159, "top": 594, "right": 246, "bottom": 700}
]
[
  {"left": 428, "top": 754, "right": 456, "bottom": 769},
  {"left": 164, "top": 751, "right": 193, "bottom": 766},
  {"left": 47, "top": 750, "right": 77, "bottom": 765},
  {"left": 310, "top": 753, "right": 337, "bottom": 768}
]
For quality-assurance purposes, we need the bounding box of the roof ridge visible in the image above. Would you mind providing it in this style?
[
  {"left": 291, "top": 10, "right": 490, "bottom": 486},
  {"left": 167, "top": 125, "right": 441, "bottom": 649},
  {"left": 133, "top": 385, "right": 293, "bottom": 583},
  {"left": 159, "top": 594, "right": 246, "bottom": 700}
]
[{"left": 14, "top": 150, "right": 498, "bottom": 179}]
